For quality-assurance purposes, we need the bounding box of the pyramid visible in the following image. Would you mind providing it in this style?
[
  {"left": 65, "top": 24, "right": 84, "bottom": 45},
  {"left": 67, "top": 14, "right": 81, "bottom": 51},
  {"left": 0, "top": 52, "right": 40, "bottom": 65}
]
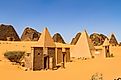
[
  {"left": 38, "top": 27, "right": 55, "bottom": 47},
  {"left": 70, "top": 32, "right": 81, "bottom": 45},
  {"left": 71, "top": 30, "right": 95, "bottom": 58},
  {"left": 102, "top": 38, "right": 109, "bottom": 46},
  {"left": 109, "top": 33, "right": 118, "bottom": 46}
]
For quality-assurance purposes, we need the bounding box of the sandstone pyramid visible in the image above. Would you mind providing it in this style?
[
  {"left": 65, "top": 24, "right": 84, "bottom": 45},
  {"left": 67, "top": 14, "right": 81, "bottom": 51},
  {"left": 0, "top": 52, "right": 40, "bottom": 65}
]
[
  {"left": 71, "top": 30, "right": 95, "bottom": 58},
  {"left": 21, "top": 27, "right": 41, "bottom": 41},
  {"left": 70, "top": 32, "right": 81, "bottom": 45},
  {"left": 53, "top": 33, "right": 66, "bottom": 44},
  {"left": 109, "top": 33, "right": 118, "bottom": 46},
  {"left": 102, "top": 38, "right": 110, "bottom": 46},
  {"left": 90, "top": 33, "right": 107, "bottom": 46},
  {"left": 0, "top": 24, "right": 20, "bottom": 41},
  {"left": 38, "top": 27, "right": 55, "bottom": 47}
]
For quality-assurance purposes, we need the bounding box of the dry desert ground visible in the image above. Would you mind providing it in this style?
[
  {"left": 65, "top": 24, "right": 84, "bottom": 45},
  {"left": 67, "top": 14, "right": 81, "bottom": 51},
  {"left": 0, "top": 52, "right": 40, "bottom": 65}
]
[{"left": 0, "top": 51, "right": 121, "bottom": 80}]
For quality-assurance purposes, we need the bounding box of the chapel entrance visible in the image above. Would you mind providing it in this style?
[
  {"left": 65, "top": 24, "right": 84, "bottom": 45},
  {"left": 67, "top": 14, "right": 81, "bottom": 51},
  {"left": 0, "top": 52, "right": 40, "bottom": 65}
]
[
  {"left": 62, "top": 52, "right": 66, "bottom": 68},
  {"left": 105, "top": 46, "right": 110, "bottom": 57},
  {"left": 44, "top": 56, "right": 49, "bottom": 69}
]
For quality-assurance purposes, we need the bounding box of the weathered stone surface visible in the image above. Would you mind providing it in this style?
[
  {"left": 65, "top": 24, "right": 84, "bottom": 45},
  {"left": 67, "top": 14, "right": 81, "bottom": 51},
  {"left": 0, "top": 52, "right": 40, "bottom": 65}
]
[
  {"left": 70, "top": 32, "right": 81, "bottom": 45},
  {"left": 0, "top": 24, "right": 20, "bottom": 41},
  {"left": 109, "top": 34, "right": 118, "bottom": 46},
  {"left": 53, "top": 33, "right": 66, "bottom": 44},
  {"left": 21, "top": 27, "right": 41, "bottom": 41},
  {"left": 90, "top": 33, "right": 107, "bottom": 46}
]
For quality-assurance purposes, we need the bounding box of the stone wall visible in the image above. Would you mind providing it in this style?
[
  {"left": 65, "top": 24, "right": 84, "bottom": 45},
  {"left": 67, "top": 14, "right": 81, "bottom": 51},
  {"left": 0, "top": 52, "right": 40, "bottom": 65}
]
[
  {"left": 57, "top": 48, "right": 62, "bottom": 64},
  {"left": 48, "top": 48, "right": 56, "bottom": 68},
  {"left": 32, "top": 47, "right": 44, "bottom": 70}
]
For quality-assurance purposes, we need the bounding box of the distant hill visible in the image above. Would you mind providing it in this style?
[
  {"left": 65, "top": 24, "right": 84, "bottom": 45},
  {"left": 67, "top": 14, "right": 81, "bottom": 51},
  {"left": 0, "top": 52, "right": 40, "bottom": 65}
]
[
  {"left": 53, "top": 33, "right": 66, "bottom": 44},
  {"left": 21, "top": 27, "right": 41, "bottom": 41},
  {"left": 70, "top": 32, "right": 81, "bottom": 45},
  {"left": 90, "top": 33, "right": 107, "bottom": 46},
  {"left": 0, "top": 24, "right": 20, "bottom": 41}
]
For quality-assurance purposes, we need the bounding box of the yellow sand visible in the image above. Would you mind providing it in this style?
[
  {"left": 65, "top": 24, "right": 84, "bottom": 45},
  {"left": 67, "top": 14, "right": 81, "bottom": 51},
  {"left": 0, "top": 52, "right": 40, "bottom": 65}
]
[
  {"left": 0, "top": 56, "right": 121, "bottom": 80},
  {"left": 0, "top": 28, "right": 120, "bottom": 80}
]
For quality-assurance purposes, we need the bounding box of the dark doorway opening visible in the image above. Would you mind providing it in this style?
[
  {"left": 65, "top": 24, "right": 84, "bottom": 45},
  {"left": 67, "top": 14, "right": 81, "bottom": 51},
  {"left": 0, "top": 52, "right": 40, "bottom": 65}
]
[
  {"left": 105, "top": 46, "right": 110, "bottom": 57},
  {"left": 44, "top": 57, "right": 48, "bottom": 69},
  {"left": 62, "top": 53, "right": 66, "bottom": 68},
  {"left": 63, "top": 54, "right": 65, "bottom": 63}
]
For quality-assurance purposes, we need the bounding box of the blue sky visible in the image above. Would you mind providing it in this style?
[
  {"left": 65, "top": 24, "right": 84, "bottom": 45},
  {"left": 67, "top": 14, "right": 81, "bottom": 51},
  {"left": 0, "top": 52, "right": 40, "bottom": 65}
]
[{"left": 0, "top": 0, "right": 121, "bottom": 43}]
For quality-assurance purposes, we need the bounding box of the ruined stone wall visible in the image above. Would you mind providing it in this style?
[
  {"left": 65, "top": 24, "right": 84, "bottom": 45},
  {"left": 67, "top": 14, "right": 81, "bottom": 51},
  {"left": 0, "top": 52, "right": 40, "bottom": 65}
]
[
  {"left": 24, "top": 52, "right": 32, "bottom": 70},
  {"left": 57, "top": 48, "right": 62, "bottom": 64}
]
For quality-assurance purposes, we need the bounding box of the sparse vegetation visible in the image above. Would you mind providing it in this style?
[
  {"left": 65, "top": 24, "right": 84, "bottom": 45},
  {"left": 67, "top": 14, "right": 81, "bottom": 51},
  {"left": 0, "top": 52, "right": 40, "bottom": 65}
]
[{"left": 4, "top": 51, "right": 25, "bottom": 63}]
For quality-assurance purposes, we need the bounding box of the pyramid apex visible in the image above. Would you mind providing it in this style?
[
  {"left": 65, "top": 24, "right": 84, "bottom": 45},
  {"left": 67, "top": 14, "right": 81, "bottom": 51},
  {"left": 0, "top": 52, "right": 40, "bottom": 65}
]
[
  {"left": 81, "top": 28, "right": 87, "bottom": 33},
  {"left": 111, "top": 32, "right": 115, "bottom": 35},
  {"left": 82, "top": 29, "right": 89, "bottom": 37},
  {"left": 71, "top": 28, "right": 95, "bottom": 58},
  {"left": 38, "top": 27, "right": 55, "bottom": 47},
  {"left": 103, "top": 38, "right": 109, "bottom": 46},
  {"left": 45, "top": 27, "right": 48, "bottom": 29},
  {"left": 108, "top": 32, "right": 115, "bottom": 38},
  {"left": 84, "top": 29, "right": 87, "bottom": 32},
  {"left": 43, "top": 27, "right": 48, "bottom": 31},
  {"left": 82, "top": 28, "right": 88, "bottom": 32}
]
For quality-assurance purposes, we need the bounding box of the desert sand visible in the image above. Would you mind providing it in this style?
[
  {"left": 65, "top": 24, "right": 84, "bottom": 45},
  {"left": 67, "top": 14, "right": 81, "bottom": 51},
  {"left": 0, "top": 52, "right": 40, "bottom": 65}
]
[{"left": 0, "top": 55, "right": 121, "bottom": 80}]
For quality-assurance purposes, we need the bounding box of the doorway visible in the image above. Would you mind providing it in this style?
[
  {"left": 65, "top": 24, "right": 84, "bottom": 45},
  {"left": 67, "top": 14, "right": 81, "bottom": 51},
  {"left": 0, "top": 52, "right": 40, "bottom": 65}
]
[
  {"left": 44, "top": 56, "right": 48, "bottom": 69},
  {"left": 63, "top": 54, "right": 65, "bottom": 63},
  {"left": 105, "top": 46, "right": 110, "bottom": 57},
  {"left": 62, "top": 53, "right": 66, "bottom": 68}
]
